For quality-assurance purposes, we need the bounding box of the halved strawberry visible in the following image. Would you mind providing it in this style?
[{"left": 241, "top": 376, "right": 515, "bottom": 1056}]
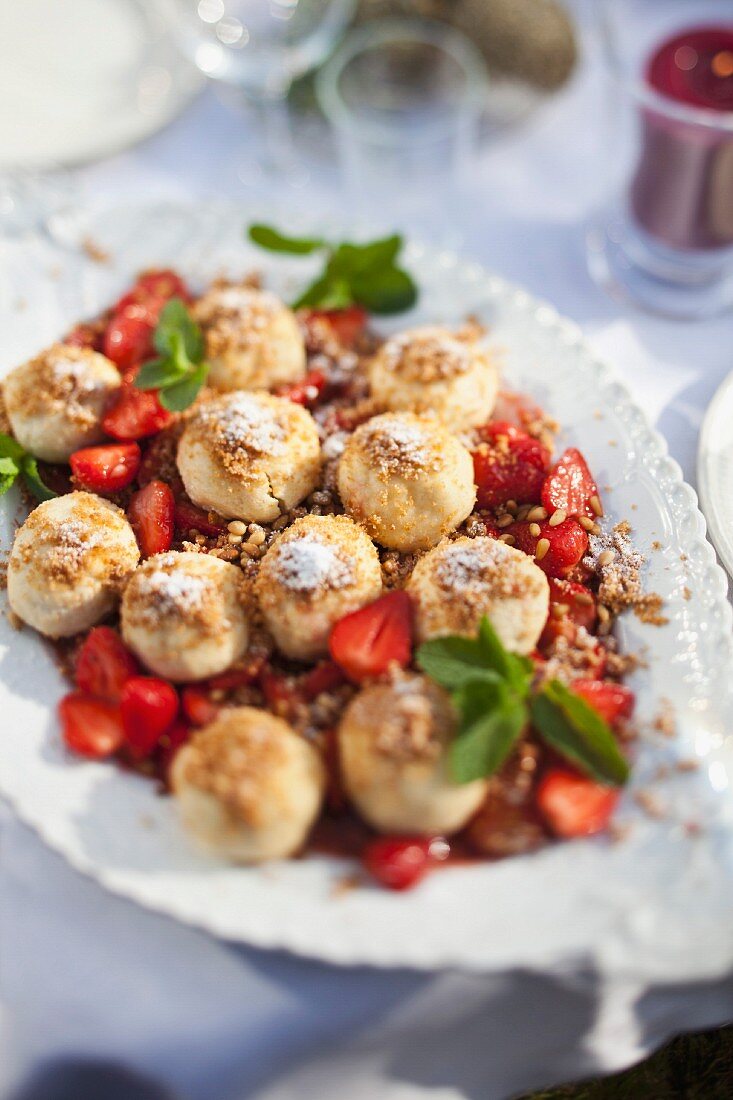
[
  {"left": 206, "top": 656, "right": 265, "bottom": 691},
  {"left": 300, "top": 660, "right": 346, "bottom": 700},
  {"left": 537, "top": 768, "right": 619, "bottom": 838},
  {"left": 472, "top": 421, "right": 550, "bottom": 511},
  {"left": 127, "top": 480, "right": 175, "bottom": 558},
  {"left": 276, "top": 369, "right": 327, "bottom": 407},
  {"left": 59, "top": 693, "right": 125, "bottom": 759},
  {"left": 103, "top": 302, "right": 160, "bottom": 371},
  {"left": 571, "top": 679, "right": 635, "bottom": 726},
  {"left": 307, "top": 305, "right": 367, "bottom": 348},
  {"left": 70, "top": 442, "right": 141, "bottom": 493},
  {"left": 120, "top": 676, "right": 179, "bottom": 759},
  {"left": 542, "top": 447, "right": 599, "bottom": 520},
  {"left": 362, "top": 836, "right": 435, "bottom": 891},
  {"left": 540, "top": 577, "right": 597, "bottom": 648},
  {"left": 174, "top": 498, "right": 227, "bottom": 538},
  {"left": 181, "top": 686, "right": 221, "bottom": 727},
  {"left": 75, "top": 627, "right": 138, "bottom": 702},
  {"left": 510, "top": 518, "right": 589, "bottom": 579},
  {"left": 329, "top": 591, "right": 413, "bottom": 683},
  {"left": 117, "top": 270, "right": 190, "bottom": 309},
  {"left": 103, "top": 375, "right": 173, "bottom": 441}
]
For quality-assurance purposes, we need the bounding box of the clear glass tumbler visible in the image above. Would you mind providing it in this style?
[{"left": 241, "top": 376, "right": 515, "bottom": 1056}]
[
  {"left": 587, "top": 0, "right": 733, "bottom": 320},
  {"left": 316, "top": 18, "right": 488, "bottom": 243}
]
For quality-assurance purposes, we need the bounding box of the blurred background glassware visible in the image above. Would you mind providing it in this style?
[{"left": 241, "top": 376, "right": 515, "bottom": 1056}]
[
  {"left": 316, "top": 18, "right": 488, "bottom": 243},
  {"left": 172, "top": 0, "right": 356, "bottom": 185},
  {"left": 587, "top": 0, "right": 733, "bottom": 320}
]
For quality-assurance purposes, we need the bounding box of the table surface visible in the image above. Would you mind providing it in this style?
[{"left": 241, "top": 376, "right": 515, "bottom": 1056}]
[{"left": 3, "top": 6, "right": 733, "bottom": 1099}]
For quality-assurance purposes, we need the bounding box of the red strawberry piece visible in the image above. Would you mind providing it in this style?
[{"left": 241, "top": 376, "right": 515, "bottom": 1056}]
[
  {"left": 362, "top": 836, "right": 436, "bottom": 891},
  {"left": 174, "top": 498, "right": 227, "bottom": 538},
  {"left": 300, "top": 660, "right": 346, "bottom": 700},
  {"left": 491, "top": 391, "right": 547, "bottom": 432},
  {"left": 571, "top": 679, "right": 635, "bottom": 725},
  {"left": 206, "top": 656, "right": 265, "bottom": 691},
  {"left": 276, "top": 369, "right": 327, "bottom": 407},
  {"left": 307, "top": 305, "right": 367, "bottom": 348},
  {"left": 127, "top": 480, "right": 175, "bottom": 558},
  {"left": 120, "top": 676, "right": 179, "bottom": 759},
  {"left": 181, "top": 686, "right": 221, "bottom": 727},
  {"left": 118, "top": 270, "right": 190, "bottom": 307},
  {"left": 59, "top": 693, "right": 125, "bottom": 759},
  {"left": 537, "top": 768, "right": 620, "bottom": 838},
  {"left": 103, "top": 375, "right": 173, "bottom": 441},
  {"left": 75, "top": 627, "right": 138, "bottom": 702},
  {"left": 510, "top": 518, "right": 589, "bottom": 579},
  {"left": 64, "top": 323, "right": 104, "bottom": 352},
  {"left": 540, "top": 577, "right": 597, "bottom": 648},
  {"left": 329, "top": 591, "right": 413, "bottom": 683},
  {"left": 70, "top": 442, "right": 141, "bottom": 493},
  {"left": 103, "top": 301, "right": 160, "bottom": 371},
  {"left": 542, "top": 447, "right": 600, "bottom": 520},
  {"left": 259, "top": 668, "right": 298, "bottom": 719},
  {"left": 472, "top": 421, "right": 550, "bottom": 511},
  {"left": 155, "top": 717, "right": 191, "bottom": 785}
]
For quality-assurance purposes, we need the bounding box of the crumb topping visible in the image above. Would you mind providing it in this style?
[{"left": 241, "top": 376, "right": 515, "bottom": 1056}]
[
  {"left": 6, "top": 345, "right": 116, "bottom": 427},
  {"left": 354, "top": 414, "right": 443, "bottom": 479},
  {"left": 585, "top": 522, "right": 667, "bottom": 625},
  {"left": 374, "top": 677, "right": 443, "bottom": 761},
  {"left": 435, "top": 538, "right": 526, "bottom": 599},
  {"left": 190, "top": 393, "right": 293, "bottom": 479},
  {"left": 193, "top": 284, "right": 283, "bottom": 357},
  {"left": 272, "top": 538, "right": 355, "bottom": 595},
  {"left": 378, "top": 327, "right": 473, "bottom": 383},
  {"left": 125, "top": 553, "right": 237, "bottom": 636}
]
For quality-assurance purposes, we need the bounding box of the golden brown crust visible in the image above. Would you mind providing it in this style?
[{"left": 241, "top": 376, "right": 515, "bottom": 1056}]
[
  {"left": 347, "top": 413, "right": 447, "bottom": 482},
  {"left": 4, "top": 344, "right": 117, "bottom": 430},
  {"left": 193, "top": 283, "right": 283, "bottom": 360},
  {"left": 375, "top": 326, "right": 474, "bottom": 384},
  {"left": 122, "top": 551, "right": 245, "bottom": 638}
]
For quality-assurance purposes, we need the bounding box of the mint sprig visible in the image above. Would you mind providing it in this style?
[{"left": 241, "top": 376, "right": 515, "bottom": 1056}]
[
  {"left": 247, "top": 224, "right": 418, "bottom": 315},
  {"left": 134, "top": 298, "right": 208, "bottom": 412},
  {"left": 416, "top": 615, "right": 629, "bottom": 788},
  {"left": 0, "top": 433, "right": 57, "bottom": 502}
]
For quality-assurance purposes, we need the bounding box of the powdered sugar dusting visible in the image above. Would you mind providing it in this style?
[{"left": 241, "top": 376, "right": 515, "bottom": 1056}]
[
  {"left": 361, "top": 415, "right": 436, "bottom": 476},
  {"left": 205, "top": 394, "right": 286, "bottom": 457},
  {"left": 47, "top": 520, "right": 101, "bottom": 578},
  {"left": 435, "top": 539, "right": 510, "bottom": 593},
  {"left": 380, "top": 326, "right": 471, "bottom": 382},
  {"left": 274, "top": 538, "right": 354, "bottom": 593},
  {"left": 584, "top": 522, "right": 666, "bottom": 624},
  {"left": 141, "top": 565, "right": 210, "bottom": 615}
]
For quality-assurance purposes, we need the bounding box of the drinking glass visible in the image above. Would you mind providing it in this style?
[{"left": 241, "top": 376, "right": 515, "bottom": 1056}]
[
  {"left": 172, "top": 0, "right": 356, "bottom": 182},
  {"left": 316, "top": 19, "right": 488, "bottom": 243},
  {"left": 587, "top": 0, "right": 733, "bottom": 319}
]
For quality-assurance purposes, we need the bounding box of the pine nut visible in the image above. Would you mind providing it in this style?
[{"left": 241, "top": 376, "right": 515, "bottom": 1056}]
[
  {"left": 527, "top": 506, "right": 547, "bottom": 522},
  {"left": 496, "top": 514, "right": 514, "bottom": 528},
  {"left": 529, "top": 522, "right": 541, "bottom": 537},
  {"left": 549, "top": 509, "right": 566, "bottom": 527},
  {"left": 598, "top": 549, "right": 614, "bottom": 566},
  {"left": 499, "top": 533, "right": 515, "bottom": 545},
  {"left": 248, "top": 525, "right": 266, "bottom": 546},
  {"left": 227, "top": 533, "right": 243, "bottom": 545},
  {"left": 227, "top": 520, "right": 246, "bottom": 535},
  {"left": 590, "top": 495, "right": 604, "bottom": 517},
  {"left": 535, "top": 538, "right": 550, "bottom": 561},
  {"left": 579, "top": 516, "right": 595, "bottom": 531},
  {"left": 574, "top": 591, "right": 594, "bottom": 606}
]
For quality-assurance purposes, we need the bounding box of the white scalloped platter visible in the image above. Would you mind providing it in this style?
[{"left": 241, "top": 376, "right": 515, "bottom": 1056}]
[{"left": 2, "top": 202, "right": 733, "bottom": 980}]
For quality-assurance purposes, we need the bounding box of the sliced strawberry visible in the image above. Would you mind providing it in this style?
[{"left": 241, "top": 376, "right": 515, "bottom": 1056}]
[
  {"left": 300, "top": 660, "right": 346, "bottom": 700},
  {"left": 571, "top": 679, "right": 635, "bottom": 726},
  {"left": 70, "top": 442, "right": 141, "bottom": 493},
  {"left": 537, "top": 768, "right": 619, "bottom": 838},
  {"left": 510, "top": 518, "right": 589, "bottom": 579},
  {"left": 120, "top": 676, "right": 179, "bottom": 759},
  {"left": 59, "top": 693, "right": 125, "bottom": 759},
  {"left": 307, "top": 305, "right": 367, "bottom": 348},
  {"left": 75, "top": 627, "right": 138, "bottom": 702},
  {"left": 329, "top": 591, "right": 413, "bottom": 683},
  {"left": 127, "top": 480, "right": 175, "bottom": 558},
  {"left": 181, "top": 686, "right": 221, "bottom": 727},
  {"left": 260, "top": 668, "right": 298, "bottom": 719},
  {"left": 103, "top": 302, "right": 159, "bottom": 371},
  {"left": 472, "top": 421, "right": 550, "bottom": 510},
  {"left": 540, "top": 577, "right": 597, "bottom": 648},
  {"left": 542, "top": 447, "right": 599, "bottom": 520},
  {"left": 206, "top": 656, "right": 265, "bottom": 691},
  {"left": 120, "top": 270, "right": 190, "bottom": 307},
  {"left": 103, "top": 376, "right": 173, "bottom": 441},
  {"left": 276, "top": 369, "right": 327, "bottom": 407},
  {"left": 174, "top": 498, "right": 227, "bottom": 537},
  {"left": 155, "top": 717, "right": 191, "bottom": 785},
  {"left": 363, "top": 836, "right": 437, "bottom": 891}
]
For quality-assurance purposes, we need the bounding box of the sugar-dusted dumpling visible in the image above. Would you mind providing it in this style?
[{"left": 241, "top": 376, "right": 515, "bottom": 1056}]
[
  {"left": 408, "top": 535, "right": 549, "bottom": 654},
  {"left": 193, "top": 284, "right": 306, "bottom": 393},
  {"left": 255, "top": 514, "right": 382, "bottom": 661},
  {"left": 368, "top": 325, "right": 498, "bottom": 432},
  {"left": 3, "top": 344, "right": 121, "bottom": 462},
  {"left": 7, "top": 492, "right": 139, "bottom": 638},
  {"left": 338, "top": 673, "right": 488, "bottom": 835},
  {"left": 171, "top": 707, "right": 325, "bottom": 862},
  {"left": 337, "top": 412, "right": 476, "bottom": 552},
  {"left": 177, "top": 391, "right": 321, "bottom": 523}
]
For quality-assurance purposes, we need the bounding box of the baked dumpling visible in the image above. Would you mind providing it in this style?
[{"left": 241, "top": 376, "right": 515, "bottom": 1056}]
[
  {"left": 368, "top": 325, "right": 498, "bottom": 432},
  {"left": 337, "top": 412, "right": 476, "bottom": 552},
  {"left": 407, "top": 535, "right": 549, "bottom": 654},
  {"left": 3, "top": 344, "right": 121, "bottom": 462},
  {"left": 255, "top": 514, "right": 382, "bottom": 661},
  {"left": 193, "top": 284, "right": 306, "bottom": 393},
  {"left": 338, "top": 673, "right": 488, "bottom": 835},
  {"left": 177, "top": 391, "right": 321, "bottom": 523},
  {"left": 7, "top": 492, "right": 139, "bottom": 638},
  {"left": 171, "top": 707, "right": 325, "bottom": 862},
  {"left": 120, "top": 551, "right": 249, "bottom": 682}
]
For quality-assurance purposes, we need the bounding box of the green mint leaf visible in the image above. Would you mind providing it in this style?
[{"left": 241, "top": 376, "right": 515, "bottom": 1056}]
[
  {"left": 0, "top": 432, "right": 26, "bottom": 463},
  {"left": 292, "top": 274, "right": 353, "bottom": 311},
  {"left": 451, "top": 680, "right": 526, "bottom": 783},
  {"left": 134, "top": 357, "right": 188, "bottom": 391},
  {"left": 350, "top": 266, "right": 417, "bottom": 314},
  {"left": 329, "top": 236, "right": 402, "bottom": 277},
  {"left": 248, "top": 224, "right": 326, "bottom": 255},
  {"left": 154, "top": 298, "right": 203, "bottom": 362},
  {"left": 416, "top": 634, "right": 502, "bottom": 691},
  {"left": 20, "top": 456, "right": 57, "bottom": 502},
  {"left": 477, "top": 616, "right": 534, "bottom": 696},
  {"left": 0, "top": 455, "right": 19, "bottom": 496},
  {"left": 530, "top": 679, "right": 630, "bottom": 786},
  {"left": 159, "top": 361, "right": 208, "bottom": 412}
]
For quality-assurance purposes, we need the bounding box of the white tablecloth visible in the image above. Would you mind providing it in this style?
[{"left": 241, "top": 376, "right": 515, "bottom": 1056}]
[{"left": 3, "top": 5, "right": 733, "bottom": 1098}]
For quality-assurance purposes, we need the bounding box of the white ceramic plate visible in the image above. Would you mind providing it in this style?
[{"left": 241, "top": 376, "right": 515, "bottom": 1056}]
[
  {"left": 699, "top": 371, "right": 733, "bottom": 583},
  {"left": 2, "top": 202, "right": 733, "bottom": 980}
]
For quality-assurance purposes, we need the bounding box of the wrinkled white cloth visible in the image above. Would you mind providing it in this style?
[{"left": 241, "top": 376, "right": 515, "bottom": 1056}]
[{"left": 2, "top": 4, "right": 733, "bottom": 1098}]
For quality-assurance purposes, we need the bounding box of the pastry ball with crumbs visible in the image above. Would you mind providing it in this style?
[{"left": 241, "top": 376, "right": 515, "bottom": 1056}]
[
  {"left": 171, "top": 707, "right": 325, "bottom": 862},
  {"left": 256, "top": 514, "right": 382, "bottom": 661},
  {"left": 3, "top": 344, "right": 121, "bottom": 462},
  {"left": 337, "top": 412, "right": 476, "bottom": 552},
  {"left": 177, "top": 391, "right": 321, "bottom": 523},
  {"left": 120, "top": 551, "right": 249, "bottom": 682},
  {"left": 368, "top": 325, "right": 498, "bottom": 432},
  {"left": 192, "top": 284, "right": 306, "bottom": 393},
  {"left": 7, "top": 492, "right": 139, "bottom": 638},
  {"left": 407, "top": 535, "right": 549, "bottom": 654},
  {"left": 338, "top": 673, "right": 487, "bottom": 835}
]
